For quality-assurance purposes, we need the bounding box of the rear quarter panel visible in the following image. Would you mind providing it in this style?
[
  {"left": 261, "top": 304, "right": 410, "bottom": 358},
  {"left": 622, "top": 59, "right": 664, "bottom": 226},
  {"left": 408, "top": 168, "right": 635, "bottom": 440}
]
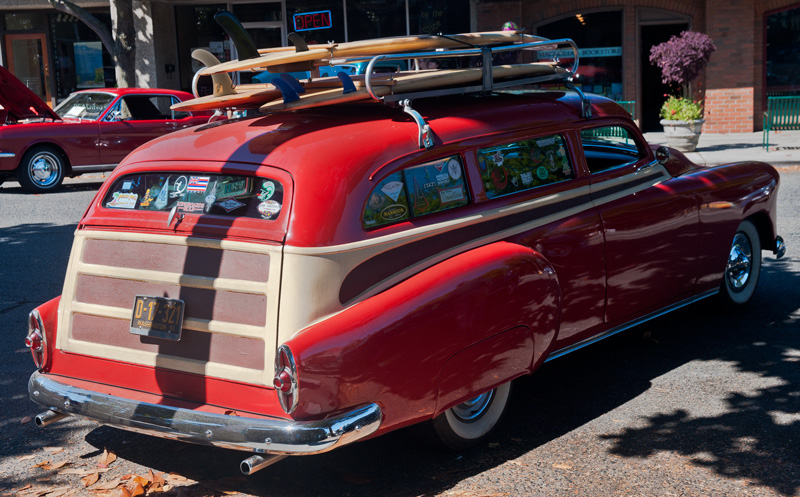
[{"left": 285, "top": 241, "right": 560, "bottom": 433}]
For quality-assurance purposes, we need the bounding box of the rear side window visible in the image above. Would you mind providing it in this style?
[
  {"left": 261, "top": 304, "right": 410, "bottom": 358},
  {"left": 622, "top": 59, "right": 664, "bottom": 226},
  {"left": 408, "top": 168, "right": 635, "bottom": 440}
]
[
  {"left": 363, "top": 155, "right": 469, "bottom": 229},
  {"left": 103, "top": 173, "right": 285, "bottom": 221},
  {"left": 478, "top": 134, "right": 574, "bottom": 199},
  {"left": 580, "top": 126, "right": 645, "bottom": 173}
]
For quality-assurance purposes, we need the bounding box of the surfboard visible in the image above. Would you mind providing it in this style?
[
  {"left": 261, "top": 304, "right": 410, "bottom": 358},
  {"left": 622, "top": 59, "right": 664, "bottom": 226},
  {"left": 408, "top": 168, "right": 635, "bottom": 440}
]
[
  {"left": 172, "top": 72, "right": 406, "bottom": 113},
  {"left": 259, "top": 63, "right": 565, "bottom": 113},
  {"left": 201, "top": 31, "right": 548, "bottom": 76}
]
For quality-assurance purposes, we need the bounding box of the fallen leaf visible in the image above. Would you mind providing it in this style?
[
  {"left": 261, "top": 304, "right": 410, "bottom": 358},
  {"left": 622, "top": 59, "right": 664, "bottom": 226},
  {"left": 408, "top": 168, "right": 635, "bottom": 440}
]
[
  {"left": 42, "top": 461, "right": 69, "bottom": 471},
  {"left": 20, "top": 454, "right": 38, "bottom": 461},
  {"left": 132, "top": 475, "right": 150, "bottom": 487},
  {"left": 21, "top": 415, "right": 33, "bottom": 424},
  {"left": 119, "top": 489, "right": 132, "bottom": 497},
  {"left": 17, "top": 484, "right": 32, "bottom": 491},
  {"left": 89, "top": 477, "right": 122, "bottom": 491},
  {"left": 45, "top": 486, "right": 75, "bottom": 497},
  {"left": 129, "top": 482, "right": 146, "bottom": 497},
  {"left": 43, "top": 447, "right": 64, "bottom": 454},
  {"left": 553, "top": 463, "right": 573, "bottom": 470},
  {"left": 33, "top": 461, "right": 52, "bottom": 469},
  {"left": 81, "top": 472, "right": 100, "bottom": 487},
  {"left": 149, "top": 470, "right": 166, "bottom": 491},
  {"left": 224, "top": 410, "right": 239, "bottom": 416},
  {"left": 96, "top": 449, "right": 117, "bottom": 468}
]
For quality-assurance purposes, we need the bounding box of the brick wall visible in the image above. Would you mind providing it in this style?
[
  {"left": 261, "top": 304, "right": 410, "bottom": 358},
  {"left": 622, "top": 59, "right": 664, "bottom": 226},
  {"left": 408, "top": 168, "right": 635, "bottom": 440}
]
[
  {"left": 703, "top": 0, "right": 756, "bottom": 132},
  {"left": 704, "top": 87, "right": 754, "bottom": 133}
]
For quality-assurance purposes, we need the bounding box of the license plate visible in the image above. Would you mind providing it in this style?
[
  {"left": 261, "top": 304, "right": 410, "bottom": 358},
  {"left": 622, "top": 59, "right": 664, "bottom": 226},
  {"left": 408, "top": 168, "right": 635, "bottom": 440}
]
[{"left": 130, "top": 295, "right": 184, "bottom": 341}]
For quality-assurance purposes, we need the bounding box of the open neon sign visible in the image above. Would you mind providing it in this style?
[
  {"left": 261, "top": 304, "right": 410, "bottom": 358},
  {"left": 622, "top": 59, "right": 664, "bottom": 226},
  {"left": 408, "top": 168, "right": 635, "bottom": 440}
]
[{"left": 293, "top": 10, "right": 332, "bottom": 31}]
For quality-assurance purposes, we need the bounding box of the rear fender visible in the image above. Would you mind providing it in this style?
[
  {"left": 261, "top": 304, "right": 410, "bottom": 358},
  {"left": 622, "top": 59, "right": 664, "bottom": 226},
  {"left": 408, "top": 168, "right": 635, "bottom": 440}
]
[{"left": 286, "top": 241, "right": 560, "bottom": 433}]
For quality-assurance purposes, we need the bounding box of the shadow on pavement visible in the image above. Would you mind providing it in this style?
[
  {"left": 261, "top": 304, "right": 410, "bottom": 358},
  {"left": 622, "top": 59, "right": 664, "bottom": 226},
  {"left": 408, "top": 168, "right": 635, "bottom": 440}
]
[{"left": 599, "top": 257, "right": 800, "bottom": 496}]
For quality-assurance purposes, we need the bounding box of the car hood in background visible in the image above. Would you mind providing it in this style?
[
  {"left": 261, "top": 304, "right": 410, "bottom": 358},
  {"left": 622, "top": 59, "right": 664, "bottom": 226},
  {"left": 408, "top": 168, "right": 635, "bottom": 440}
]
[{"left": 0, "top": 65, "right": 60, "bottom": 123}]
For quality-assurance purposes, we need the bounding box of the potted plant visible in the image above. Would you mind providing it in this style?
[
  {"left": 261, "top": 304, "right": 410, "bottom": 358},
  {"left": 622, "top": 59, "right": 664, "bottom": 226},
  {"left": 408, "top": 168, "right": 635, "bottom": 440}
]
[{"left": 649, "top": 31, "right": 716, "bottom": 152}]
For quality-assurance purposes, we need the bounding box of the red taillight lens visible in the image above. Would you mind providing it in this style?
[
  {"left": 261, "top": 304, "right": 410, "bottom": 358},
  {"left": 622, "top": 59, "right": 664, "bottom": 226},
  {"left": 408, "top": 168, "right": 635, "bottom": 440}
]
[
  {"left": 274, "top": 345, "right": 298, "bottom": 413},
  {"left": 25, "top": 310, "right": 47, "bottom": 370}
]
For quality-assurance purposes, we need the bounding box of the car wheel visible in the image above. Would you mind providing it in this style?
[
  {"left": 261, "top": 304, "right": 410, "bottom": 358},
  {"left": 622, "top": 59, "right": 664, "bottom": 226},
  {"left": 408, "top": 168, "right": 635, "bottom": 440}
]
[
  {"left": 429, "top": 381, "right": 512, "bottom": 450},
  {"left": 16, "top": 146, "right": 66, "bottom": 193},
  {"left": 720, "top": 220, "right": 761, "bottom": 306}
]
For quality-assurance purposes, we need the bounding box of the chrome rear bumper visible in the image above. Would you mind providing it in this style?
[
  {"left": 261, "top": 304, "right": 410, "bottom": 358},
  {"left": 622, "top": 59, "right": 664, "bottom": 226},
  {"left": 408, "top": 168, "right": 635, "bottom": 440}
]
[{"left": 28, "top": 372, "right": 381, "bottom": 455}]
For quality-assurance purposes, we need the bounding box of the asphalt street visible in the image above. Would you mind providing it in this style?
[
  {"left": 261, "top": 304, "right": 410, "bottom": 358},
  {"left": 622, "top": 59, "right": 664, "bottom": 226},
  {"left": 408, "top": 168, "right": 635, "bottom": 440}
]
[{"left": 0, "top": 170, "right": 798, "bottom": 497}]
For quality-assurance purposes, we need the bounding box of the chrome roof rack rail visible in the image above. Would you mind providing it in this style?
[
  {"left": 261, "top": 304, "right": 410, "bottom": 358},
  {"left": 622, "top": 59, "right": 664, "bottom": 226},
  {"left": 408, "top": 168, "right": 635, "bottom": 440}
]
[{"left": 329, "top": 37, "right": 582, "bottom": 103}]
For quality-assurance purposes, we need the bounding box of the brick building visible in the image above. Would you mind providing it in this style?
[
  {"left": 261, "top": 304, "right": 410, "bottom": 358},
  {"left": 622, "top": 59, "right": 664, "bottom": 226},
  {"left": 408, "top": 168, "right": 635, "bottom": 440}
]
[
  {"left": 476, "top": 0, "right": 800, "bottom": 132},
  {"left": 1, "top": 0, "right": 799, "bottom": 133}
]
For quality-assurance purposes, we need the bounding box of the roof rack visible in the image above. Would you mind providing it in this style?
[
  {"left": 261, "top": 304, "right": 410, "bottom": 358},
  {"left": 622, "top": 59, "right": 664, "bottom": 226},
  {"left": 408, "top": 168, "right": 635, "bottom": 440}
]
[
  {"left": 351, "top": 38, "right": 581, "bottom": 103},
  {"left": 324, "top": 38, "right": 589, "bottom": 149}
]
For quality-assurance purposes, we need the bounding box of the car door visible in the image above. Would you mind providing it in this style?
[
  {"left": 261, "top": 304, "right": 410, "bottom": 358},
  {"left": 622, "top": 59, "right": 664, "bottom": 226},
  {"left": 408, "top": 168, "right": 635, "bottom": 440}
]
[
  {"left": 98, "top": 94, "right": 180, "bottom": 165},
  {"left": 474, "top": 132, "right": 607, "bottom": 346},
  {"left": 581, "top": 124, "right": 699, "bottom": 324}
]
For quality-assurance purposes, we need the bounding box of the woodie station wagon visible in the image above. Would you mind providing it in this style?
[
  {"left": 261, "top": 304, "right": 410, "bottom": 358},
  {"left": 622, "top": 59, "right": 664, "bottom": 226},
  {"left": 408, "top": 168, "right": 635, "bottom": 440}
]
[{"left": 25, "top": 33, "right": 786, "bottom": 475}]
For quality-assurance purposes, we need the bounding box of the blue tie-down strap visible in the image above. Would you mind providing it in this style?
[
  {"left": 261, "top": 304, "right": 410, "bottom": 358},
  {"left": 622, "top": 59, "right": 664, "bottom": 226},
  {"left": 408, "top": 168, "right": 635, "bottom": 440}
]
[{"left": 336, "top": 72, "right": 356, "bottom": 94}]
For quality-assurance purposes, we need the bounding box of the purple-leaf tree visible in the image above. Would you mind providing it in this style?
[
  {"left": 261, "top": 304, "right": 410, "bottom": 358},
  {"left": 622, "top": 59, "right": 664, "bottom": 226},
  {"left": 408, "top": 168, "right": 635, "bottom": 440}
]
[{"left": 649, "top": 31, "right": 716, "bottom": 95}]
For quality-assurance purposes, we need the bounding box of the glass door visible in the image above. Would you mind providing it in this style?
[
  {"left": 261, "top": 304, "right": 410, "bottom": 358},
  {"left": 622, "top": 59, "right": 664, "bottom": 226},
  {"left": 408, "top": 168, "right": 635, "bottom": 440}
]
[{"left": 5, "top": 33, "right": 53, "bottom": 106}]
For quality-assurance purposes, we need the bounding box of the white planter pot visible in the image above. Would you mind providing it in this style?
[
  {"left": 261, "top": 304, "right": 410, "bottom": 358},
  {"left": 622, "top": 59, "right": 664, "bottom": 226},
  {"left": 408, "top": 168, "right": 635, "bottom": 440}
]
[{"left": 660, "top": 119, "right": 704, "bottom": 152}]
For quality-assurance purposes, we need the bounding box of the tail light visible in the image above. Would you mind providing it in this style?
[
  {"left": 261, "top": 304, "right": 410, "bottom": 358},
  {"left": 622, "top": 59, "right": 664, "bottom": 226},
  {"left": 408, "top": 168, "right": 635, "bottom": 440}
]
[
  {"left": 25, "top": 309, "right": 48, "bottom": 370},
  {"left": 273, "top": 345, "right": 298, "bottom": 413}
]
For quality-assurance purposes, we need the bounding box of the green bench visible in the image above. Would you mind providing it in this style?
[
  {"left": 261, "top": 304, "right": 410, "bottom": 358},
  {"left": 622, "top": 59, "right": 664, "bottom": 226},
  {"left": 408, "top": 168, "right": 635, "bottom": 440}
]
[
  {"left": 617, "top": 100, "right": 635, "bottom": 118},
  {"left": 763, "top": 96, "right": 800, "bottom": 151}
]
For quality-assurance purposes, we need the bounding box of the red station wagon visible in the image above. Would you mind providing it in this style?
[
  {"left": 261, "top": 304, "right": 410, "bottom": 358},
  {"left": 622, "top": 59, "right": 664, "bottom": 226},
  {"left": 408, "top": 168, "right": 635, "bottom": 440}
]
[
  {"left": 0, "top": 66, "right": 210, "bottom": 193},
  {"left": 24, "top": 41, "right": 786, "bottom": 476}
]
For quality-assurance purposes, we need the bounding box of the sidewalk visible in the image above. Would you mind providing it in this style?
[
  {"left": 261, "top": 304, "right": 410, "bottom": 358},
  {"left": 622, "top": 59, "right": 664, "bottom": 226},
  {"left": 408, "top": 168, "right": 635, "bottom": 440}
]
[{"left": 642, "top": 130, "right": 800, "bottom": 168}]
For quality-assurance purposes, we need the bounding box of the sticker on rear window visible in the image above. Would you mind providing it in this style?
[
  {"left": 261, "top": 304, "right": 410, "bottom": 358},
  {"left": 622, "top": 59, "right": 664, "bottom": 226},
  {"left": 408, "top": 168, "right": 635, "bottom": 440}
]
[
  {"left": 107, "top": 192, "right": 138, "bottom": 209},
  {"left": 103, "top": 173, "right": 284, "bottom": 221}
]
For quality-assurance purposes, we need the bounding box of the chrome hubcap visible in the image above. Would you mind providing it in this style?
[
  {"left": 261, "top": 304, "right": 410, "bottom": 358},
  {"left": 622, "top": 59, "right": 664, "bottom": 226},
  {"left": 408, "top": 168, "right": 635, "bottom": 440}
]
[
  {"left": 29, "top": 153, "right": 59, "bottom": 186},
  {"left": 727, "top": 233, "right": 752, "bottom": 292},
  {"left": 451, "top": 389, "right": 495, "bottom": 422}
]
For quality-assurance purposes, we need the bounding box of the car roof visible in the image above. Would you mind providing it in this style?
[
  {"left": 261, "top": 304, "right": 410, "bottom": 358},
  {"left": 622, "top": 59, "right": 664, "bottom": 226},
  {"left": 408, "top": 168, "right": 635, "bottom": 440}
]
[{"left": 124, "top": 91, "right": 630, "bottom": 171}]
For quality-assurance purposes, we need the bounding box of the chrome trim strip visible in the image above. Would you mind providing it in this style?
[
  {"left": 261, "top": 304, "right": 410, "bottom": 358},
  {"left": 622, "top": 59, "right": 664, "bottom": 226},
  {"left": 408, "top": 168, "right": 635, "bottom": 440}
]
[
  {"left": 28, "top": 372, "right": 382, "bottom": 455},
  {"left": 71, "top": 164, "right": 116, "bottom": 172},
  {"left": 0, "top": 152, "right": 15, "bottom": 158},
  {"left": 545, "top": 289, "right": 718, "bottom": 362}
]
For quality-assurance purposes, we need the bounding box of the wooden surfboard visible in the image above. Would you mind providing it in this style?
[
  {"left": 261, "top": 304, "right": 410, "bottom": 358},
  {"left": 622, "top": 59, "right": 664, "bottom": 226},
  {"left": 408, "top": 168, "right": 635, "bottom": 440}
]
[
  {"left": 172, "top": 72, "right": 405, "bottom": 112},
  {"left": 260, "top": 63, "right": 564, "bottom": 113},
  {"left": 201, "top": 32, "right": 547, "bottom": 76}
]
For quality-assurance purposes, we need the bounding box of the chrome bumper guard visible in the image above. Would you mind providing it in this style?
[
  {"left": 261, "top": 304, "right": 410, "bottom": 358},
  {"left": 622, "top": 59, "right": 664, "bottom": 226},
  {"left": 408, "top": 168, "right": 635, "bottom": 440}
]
[{"left": 28, "top": 372, "right": 382, "bottom": 455}]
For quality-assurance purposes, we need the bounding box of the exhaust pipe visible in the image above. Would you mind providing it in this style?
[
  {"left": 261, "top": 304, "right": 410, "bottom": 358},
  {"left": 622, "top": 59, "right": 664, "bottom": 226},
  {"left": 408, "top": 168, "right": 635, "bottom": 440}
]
[
  {"left": 240, "top": 454, "right": 287, "bottom": 475},
  {"left": 35, "top": 410, "right": 67, "bottom": 427}
]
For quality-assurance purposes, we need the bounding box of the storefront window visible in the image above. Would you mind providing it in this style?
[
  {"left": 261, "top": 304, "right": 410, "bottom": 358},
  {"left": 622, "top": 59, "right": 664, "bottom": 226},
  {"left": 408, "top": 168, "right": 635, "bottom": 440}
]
[
  {"left": 536, "top": 11, "right": 624, "bottom": 101},
  {"left": 288, "top": 0, "right": 345, "bottom": 43},
  {"left": 175, "top": 4, "right": 228, "bottom": 94},
  {"left": 50, "top": 12, "right": 113, "bottom": 99},
  {"left": 766, "top": 5, "right": 800, "bottom": 96},
  {"left": 408, "top": 0, "right": 469, "bottom": 36},
  {"left": 346, "top": 0, "right": 406, "bottom": 41}
]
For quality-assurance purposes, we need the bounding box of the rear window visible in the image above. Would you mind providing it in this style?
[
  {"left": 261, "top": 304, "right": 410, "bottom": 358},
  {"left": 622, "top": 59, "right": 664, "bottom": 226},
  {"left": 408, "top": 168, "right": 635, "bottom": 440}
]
[{"left": 103, "top": 173, "right": 285, "bottom": 221}]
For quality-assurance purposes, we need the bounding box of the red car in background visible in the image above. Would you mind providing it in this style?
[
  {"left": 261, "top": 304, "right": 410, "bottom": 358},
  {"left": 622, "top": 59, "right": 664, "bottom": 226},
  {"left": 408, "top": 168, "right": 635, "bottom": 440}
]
[{"left": 0, "top": 66, "right": 210, "bottom": 193}]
